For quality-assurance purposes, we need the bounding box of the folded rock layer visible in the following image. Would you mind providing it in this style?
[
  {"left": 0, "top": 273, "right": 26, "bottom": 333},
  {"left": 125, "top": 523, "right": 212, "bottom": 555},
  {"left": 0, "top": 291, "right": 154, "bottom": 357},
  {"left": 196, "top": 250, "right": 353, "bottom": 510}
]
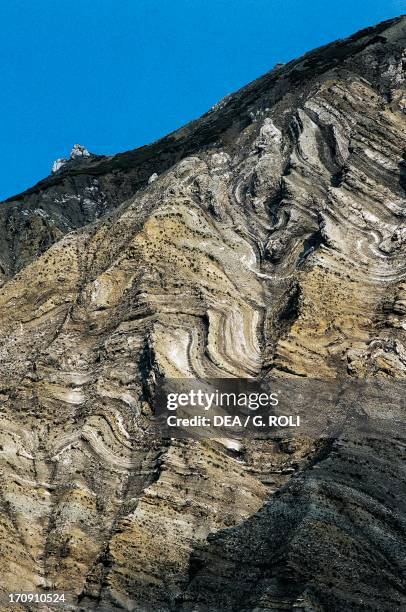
[{"left": 0, "top": 15, "right": 405, "bottom": 612}]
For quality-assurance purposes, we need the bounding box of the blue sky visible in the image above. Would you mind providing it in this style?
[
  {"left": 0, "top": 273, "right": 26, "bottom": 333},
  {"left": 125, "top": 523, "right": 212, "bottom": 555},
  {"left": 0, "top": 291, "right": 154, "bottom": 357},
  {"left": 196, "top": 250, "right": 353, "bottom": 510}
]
[{"left": 0, "top": 0, "right": 404, "bottom": 200}]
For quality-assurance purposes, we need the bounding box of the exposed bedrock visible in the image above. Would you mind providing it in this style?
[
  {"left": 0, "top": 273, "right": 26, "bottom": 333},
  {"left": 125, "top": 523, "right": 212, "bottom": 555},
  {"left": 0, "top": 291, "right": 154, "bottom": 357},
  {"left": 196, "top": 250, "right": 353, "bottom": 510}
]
[
  {"left": 0, "top": 15, "right": 404, "bottom": 612},
  {"left": 180, "top": 432, "right": 406, "bottom": 612}
]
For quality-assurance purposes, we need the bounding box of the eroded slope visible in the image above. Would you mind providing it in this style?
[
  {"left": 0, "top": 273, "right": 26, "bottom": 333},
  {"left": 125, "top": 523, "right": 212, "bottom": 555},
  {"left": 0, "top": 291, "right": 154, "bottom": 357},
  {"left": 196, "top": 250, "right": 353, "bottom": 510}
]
[{"left": 0, "top": 15, "right": 404, "bottom": 612}]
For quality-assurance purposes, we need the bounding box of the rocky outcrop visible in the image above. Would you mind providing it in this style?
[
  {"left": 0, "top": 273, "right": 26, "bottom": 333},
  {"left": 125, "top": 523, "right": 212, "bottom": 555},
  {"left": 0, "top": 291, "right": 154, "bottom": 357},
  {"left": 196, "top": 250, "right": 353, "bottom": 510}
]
[
  {"left": 51, "top": 145, "right": 92, "bottom": 174},
  {"left": 180, "top": 430, "right": 406, "bottom": 612},
  {"left": 0, "top": 14, "right": 405, "bottom": 611}
]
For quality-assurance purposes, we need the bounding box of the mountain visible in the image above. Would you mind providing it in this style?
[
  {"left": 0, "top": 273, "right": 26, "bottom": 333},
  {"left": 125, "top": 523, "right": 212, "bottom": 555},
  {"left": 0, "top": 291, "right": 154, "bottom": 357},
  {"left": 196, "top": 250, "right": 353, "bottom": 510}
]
[{"left": 0, "top": 15, "right": 405, "bottom": 611}]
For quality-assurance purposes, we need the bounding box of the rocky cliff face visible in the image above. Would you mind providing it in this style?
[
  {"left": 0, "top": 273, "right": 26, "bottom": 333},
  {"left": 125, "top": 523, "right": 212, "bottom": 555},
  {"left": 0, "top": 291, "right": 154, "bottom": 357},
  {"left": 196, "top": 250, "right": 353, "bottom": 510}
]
[{"left": 0, "top": 15, "right": 405, "bottom": 611}]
